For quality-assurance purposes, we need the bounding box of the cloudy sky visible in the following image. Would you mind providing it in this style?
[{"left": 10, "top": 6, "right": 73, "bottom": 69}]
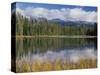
[{"left": 15, "top": 2, "right": 97, "bottom": 22}]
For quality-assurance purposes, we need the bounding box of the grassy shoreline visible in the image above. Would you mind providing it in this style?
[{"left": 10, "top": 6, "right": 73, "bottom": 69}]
[{"left": 16, "top": 58, "right": 97, "bottom": 72}]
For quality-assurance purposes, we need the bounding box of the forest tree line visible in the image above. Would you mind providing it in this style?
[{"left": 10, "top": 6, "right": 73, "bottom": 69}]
[{"left": 12, "top": 13, "right": 97, "bottom": 36}]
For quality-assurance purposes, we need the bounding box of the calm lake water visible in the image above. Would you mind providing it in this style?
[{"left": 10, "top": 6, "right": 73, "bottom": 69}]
[{"left": 16, "top": 37, "right": 97, "bottom": 64}]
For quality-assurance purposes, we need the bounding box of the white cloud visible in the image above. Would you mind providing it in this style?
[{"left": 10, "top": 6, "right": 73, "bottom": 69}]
[
  {"left": 16, "top": 8, "right": 25, "bottom": 16},
  {"left": 16, "top": 7, "right": 97, "bottom": 22}
]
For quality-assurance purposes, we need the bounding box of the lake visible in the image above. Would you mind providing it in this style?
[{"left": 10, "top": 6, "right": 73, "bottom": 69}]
[{"left": 16, "top": 37, "right": 97, "bottom": 72}]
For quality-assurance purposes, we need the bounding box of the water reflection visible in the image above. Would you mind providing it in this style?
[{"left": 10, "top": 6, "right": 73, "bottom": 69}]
[
  {"left": 16, "top": 37, "right": 97, "bottom": 63},
  {"left": 16, "top": 37, "right": 97, "bottom": 72},
  {"left": 18, "top": 47, "right": 96, "bottom": 63}
]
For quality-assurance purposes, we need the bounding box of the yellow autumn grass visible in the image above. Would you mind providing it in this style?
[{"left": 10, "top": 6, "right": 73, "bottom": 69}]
[{"left": 16, "top": 58, "right": 97, "bottom": 72}]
